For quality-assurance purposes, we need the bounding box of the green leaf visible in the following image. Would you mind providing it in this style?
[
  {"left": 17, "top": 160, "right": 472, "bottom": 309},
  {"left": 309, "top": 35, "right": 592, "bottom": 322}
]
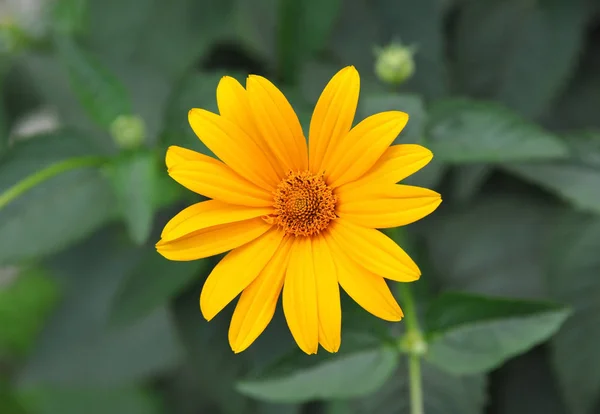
[
  {"left": 0, "top": 268, "right": 60, "bottom": 355},
  {"left": 236, "top": 337, "right": 399, "bottom": 403},
  {"left": 108, "top": 151, "right": 157, "bottom": 245},
  {"left": 17, "top": 387, "right": 162, "bottom": 414},
  {"left": 547, "top": 213, "right": 600, "bottom": 414},
  {"left": 133, "top": 0, "right": 234, "bottom": 80},
  {"left": 55, "top": 36, "right": 132, "bottom": 129},
  {"left": 372, "top": 0, "right": 447, "bottom": 99},
  {"left": 110, "top": 250, "right": 208, "bottom": 325},
  {"left": 453, "top": 0, "right": 586, "bottom": 118},
  {"left": 420, "top": 194, "right": 557, "bottom": 299},
  {"left": 331, "top": 359, "right": 486, "bottom": 414},
  {"left": 0, "top": 132, "right": 115, "bottom": 264},
  {"left": 494, "top": 350, "right": 568, "bottom": 414},
  {"left": 450, "top": 164, "right": 493, "bottom": 204},
  {"left": 0, "top": 379, "right": 26, "bottom": 414},
  {"left": 85, "top": 0, "right": 156, "bottom": 59},
  {"left": 18, "top": 229, "right": 182, "bottom": 386},
  {"left": 51, "top": 0, "right": 88, "bottom": 36},
  {"left": 173, "top": 289, "right": 250, "bottom": 414},
  {"left": 424, "top": 292, "right": 570, "bottom": 375},
  {"left": 503, "top": 132, "right": 600, "bottom": 214},
  {"left": 426, "top": 99, "right": 569, "bottom": 163}
]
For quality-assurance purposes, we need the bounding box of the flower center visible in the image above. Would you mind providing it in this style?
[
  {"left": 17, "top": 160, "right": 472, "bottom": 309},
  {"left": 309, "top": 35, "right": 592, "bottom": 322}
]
[{"left": 272, "top": 171, "right": 337, "bottom": 237}]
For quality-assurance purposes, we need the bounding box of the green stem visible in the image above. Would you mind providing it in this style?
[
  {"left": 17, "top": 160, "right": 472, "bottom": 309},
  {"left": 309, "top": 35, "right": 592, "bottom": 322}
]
[
  {"left": 0, "top": 156, "right": 106, "bottom": 210},
  {"left": 397, "top": 284, "right": 425, "bottom": 414},
  {"left": 398, "top": 284, "right": 419, "bottom": 333},
  {"left": 408, "top": 353, "right": 424, "bottom": 414}
]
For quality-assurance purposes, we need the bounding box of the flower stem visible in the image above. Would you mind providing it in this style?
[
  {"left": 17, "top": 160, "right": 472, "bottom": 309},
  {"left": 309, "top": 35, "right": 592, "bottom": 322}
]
[
  {"left": 397, "top": 284, "right": 425, "bottom": 414},
  {"left": 0, "top": 156, "right": 106, "bottom": 210},
  {"left": 408, "top": 353, "right": 424, "bottom": 414}
]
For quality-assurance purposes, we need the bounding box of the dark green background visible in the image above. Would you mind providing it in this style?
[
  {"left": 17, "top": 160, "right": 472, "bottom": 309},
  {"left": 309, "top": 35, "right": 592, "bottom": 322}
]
[{"left": 1, "top": 0, "right": 600, "bottom": 413}]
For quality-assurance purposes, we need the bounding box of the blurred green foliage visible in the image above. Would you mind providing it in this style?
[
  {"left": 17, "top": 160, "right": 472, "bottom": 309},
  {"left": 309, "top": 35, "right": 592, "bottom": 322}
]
[{"left": 1, "top": 0, "right": 600, "bottom": 413}]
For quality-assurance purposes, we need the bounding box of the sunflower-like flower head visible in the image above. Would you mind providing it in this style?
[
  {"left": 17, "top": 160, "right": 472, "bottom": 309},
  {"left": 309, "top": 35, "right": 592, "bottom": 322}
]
[{"left": 156, "top": 66, "right": 441, "bottom": 354}]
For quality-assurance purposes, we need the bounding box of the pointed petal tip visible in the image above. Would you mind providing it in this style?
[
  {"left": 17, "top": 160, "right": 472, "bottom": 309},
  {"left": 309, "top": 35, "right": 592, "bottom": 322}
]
[{"left": 320, "top": 342, "right": 341, "bottom": 354}]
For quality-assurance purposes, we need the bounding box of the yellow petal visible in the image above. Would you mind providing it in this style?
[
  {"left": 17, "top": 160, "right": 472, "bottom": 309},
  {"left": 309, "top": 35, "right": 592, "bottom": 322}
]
[
  {"left": 326, "top": 235, "right": 403, "bottom": 321},
  {"left": 188, "top": 109, "right": 280, "bottom": 189},
  {"left": 312, "top": 234, "right": 341, "bottom": 353},
  {"left": 337, "top": 184, "right": 442, "bottom": 228},
  {"left": 246, "top": 75, "right": 308, "bottom": 172},
  {"left": 167, "top": 151, "right": 273, "bottom": 207},
  {"left": 216, "top": 77, "right": 285, "bottom": 178},
  {"left": 326, "top": 111, "right": 409, "bottom": 188},
  {"left": 165, "top": 145, "right": 206, "bottom": 169},
  {"left": 200, "top": 227, "right": 285, "bottom": 321},
  {"left": 283, "top": 237, "right": 318, "bottom": 355},
  {"left": 228, "top": 237, "right": 294, "bottom": 353},
  {"left": 156, "top": 217, "right": 271, "bottom": 261},
  {"left": 309, "top": 66, "right": 360, "bottom": 174},
  {"left": 338, "top": 144, "right": 433, "bottom": 193},
  {"left": 160, "top": 200, "right": 273, "bottom": 242},
  {"left": 327, "top": 219, "right": 420, "bottom": 282}
]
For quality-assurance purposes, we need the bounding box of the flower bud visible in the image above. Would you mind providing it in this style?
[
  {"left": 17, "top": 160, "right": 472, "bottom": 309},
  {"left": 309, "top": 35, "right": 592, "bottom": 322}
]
[
  {"left": 110, "top": 114, "right": 145, "bottom": 150},
  {"left": 374, "top": 42, "right": 416, "bottom": 86}
]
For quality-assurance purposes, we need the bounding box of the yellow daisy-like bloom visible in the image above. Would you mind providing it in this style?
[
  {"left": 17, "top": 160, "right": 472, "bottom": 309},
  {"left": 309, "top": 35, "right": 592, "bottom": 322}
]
[{"left": 156, "top": 66, "right": 441, "bottom": 355}]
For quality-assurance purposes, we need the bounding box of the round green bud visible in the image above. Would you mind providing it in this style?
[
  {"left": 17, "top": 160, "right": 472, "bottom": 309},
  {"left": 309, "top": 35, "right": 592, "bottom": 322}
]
[
  {"left": 374, "top": 42, "right": 416, "bottom": 86},
  {"left": 110, "top": 114, "right": 146, "bottom": 150}
]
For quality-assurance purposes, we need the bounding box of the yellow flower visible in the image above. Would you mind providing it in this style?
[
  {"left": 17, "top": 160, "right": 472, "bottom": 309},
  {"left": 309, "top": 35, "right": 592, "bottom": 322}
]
[{"left": 156, "top": 66, "right": 441, "bottom": 355}]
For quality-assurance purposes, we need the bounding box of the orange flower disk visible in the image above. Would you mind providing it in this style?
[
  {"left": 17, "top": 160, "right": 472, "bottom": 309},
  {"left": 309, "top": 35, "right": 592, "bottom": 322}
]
[{"left": 156, "top": 66, "right": 442, "bottom": 354}]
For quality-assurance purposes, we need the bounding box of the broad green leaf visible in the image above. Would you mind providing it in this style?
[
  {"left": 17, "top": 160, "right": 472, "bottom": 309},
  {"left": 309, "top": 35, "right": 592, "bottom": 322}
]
[
  {"left": 277, "top": 0, "right": 341, "bottom": 82},
  {"left": 0, "top": 379, "right": 26, "bottom": 414},
  {"left": 547, "top": 213, "right": 600, "bottom": 414},
  {"left": 15, "top": 53, "right": 106, "bottom": 136},
  {"left": 0, "top": 268, "right": 59, "bottom": 355},
  {"left": 18, "top": 229, "right": 182, "bottom": 386},
  {"left": 330, "top": 359, "right": 486, "bottom": 414},
  {"left": 85, "top": 0, "right": 156, "bottom": 59},
  {"left": 420, "top": 194, "right": 557, "bottom": 299},
  {"left": 453, "top": 0, "right": 586, "bottom": 118},
  {"left": 55, "top": 36, "right": 132, "bottom": 129},
  {"left": 17, "top": 387, "right": 162, "bottom": 414},
  {"left": 108, "top": 151, "right": 158, "bottom": 245},
  {"left": 504, "top": 132, "right": 600, "bottom": 214},
  {"left": 372, "top": 0, "right": 447, "bottom": 99},
  {"left": 173, "top": 289, "right": 250, "bottom": 414},
  {"left": 51, "top": 0, "right": 88, "bottom": 35},
  {"left": 110, "top": 250, "right": 208, "bottom": 325},
  {"left": 160, "top": 72, "right": 224, "bottom": 154},
  {"left": 495, "top": 350, "right": 568, "bottom": 414},
  {"left": 133, "top": 0, "right": 234, "bottom": 80},
  {"left": 451, "top": 164, "right": 493, "bottom": 204},
  {"left": 0, "top": 132, "right": 115, "bottom": 264},
  {"left": 425, "top": 292, "right": 570, "bottom": 375},
  {"left": 236, "top": 336, "right": 399, "bottom": 403},
  {"left": 426, "top": 99, "right": 569, "bottom": 162}
]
